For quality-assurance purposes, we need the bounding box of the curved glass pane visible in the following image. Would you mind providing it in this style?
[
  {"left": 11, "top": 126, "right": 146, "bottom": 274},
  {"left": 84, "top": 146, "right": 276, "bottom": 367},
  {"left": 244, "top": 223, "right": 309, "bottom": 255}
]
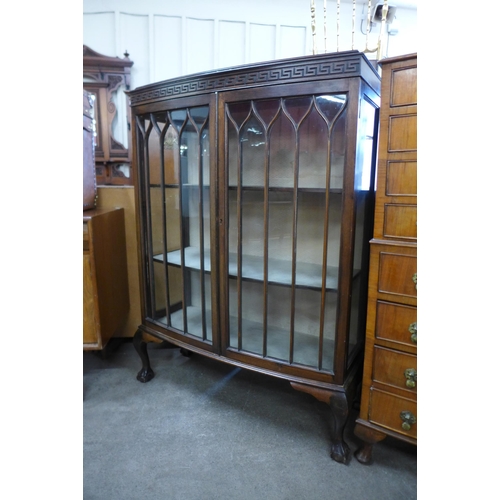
[
  {"left": 226, "top": 93, "right": 348, "bottom": 372},
  {"left": 241, "top": 115, "right": 265, "bottom": 186},
  {"left": 142, "top": 105, "right": 212, "bottom": 343},
  {"left": 297, "top": 106, "right": 328, "bottom": 189},
  {"left": 269, "top": 111, "right": 295, "bottom": 188},
  {"left": 348, "top": 97, "right": 377, "bottom": 363}
]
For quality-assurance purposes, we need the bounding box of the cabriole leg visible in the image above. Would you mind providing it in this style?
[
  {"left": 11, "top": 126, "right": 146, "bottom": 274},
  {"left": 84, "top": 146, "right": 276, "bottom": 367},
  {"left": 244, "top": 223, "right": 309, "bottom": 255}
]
[
  {"left": 132, "top": 329, "right": 155, "bottom": 383},
  {"left": 290, "top": 382, "right": 351, "bottom": 464},
  {"left": 329, "top": 391, "right": 350, "bottom": 464}
]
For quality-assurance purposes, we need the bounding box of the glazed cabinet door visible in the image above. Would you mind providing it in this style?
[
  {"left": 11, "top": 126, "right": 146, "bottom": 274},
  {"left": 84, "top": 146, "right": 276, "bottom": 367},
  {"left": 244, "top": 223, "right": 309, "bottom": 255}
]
[
  {"left": 134, "top": 95, "right": 218, "bottom": 349},
  {"left": 218, "top": 82, "right": 378, "bottom": 380}
]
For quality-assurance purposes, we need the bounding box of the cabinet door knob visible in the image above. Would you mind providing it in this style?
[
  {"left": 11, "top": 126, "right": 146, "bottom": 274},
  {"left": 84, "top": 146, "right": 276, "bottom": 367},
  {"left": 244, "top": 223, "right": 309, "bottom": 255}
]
[
  {"left": 400, "top": 411, "right": 416, "bottom": 431},
  {"left": 408, "top": 322, "right": 417, "bottom": 344},
  {"left": 404, "top": 368, "right": 417, "bottom": 388},
  {"left": 412, "top": 272, "right": 417, "bottom": 290}
]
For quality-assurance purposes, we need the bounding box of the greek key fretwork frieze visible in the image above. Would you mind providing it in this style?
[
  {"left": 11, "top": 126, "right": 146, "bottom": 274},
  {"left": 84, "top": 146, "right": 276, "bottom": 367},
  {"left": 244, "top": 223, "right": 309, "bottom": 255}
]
[{"left": 130, "top": 55, "right": 364, "bottom": 106}]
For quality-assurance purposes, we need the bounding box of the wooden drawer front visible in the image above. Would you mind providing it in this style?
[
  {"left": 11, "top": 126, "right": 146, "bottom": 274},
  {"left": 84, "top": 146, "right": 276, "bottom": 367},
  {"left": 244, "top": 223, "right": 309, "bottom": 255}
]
[
  {"left": 378, "top": 252, "right": 417, "bottom": 299},
  {"left": 390, "top": 66, "right": 417, "bottom": 107},
  {"left": 388, "top": 114, "right": 417, "bottom": 152},
  {"left": 373, "top": 346, "right": 417, "bottom": 393},
  {"left": 384, "top": 205, "right": 417, "bottom": 239},
  {"left": 83, "top": 253, "right": 98, "bottom": 344},
  {"left": 369, "top": 389, "right": 417, "bottom": 439},
  {"left": 386, "top": 161, "right": 417, "bottom": 196},
  {"left": 375, "top": 301, "right": 417, "bottom": 348},
  {"left": 83, "top": 222, "right": 90, "bottom": 251}
]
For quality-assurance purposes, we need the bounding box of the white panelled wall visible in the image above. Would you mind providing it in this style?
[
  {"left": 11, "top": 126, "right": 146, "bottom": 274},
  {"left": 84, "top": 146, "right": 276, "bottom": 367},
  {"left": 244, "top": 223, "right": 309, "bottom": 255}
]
[
  {"left": 82, "top": 0, "right": 417, "bottom": 340},
  {"left": 83, "top": 0, "right": 416, "bottom": 146},
  {"left": 83, "top": 0, "right": 417, "bottom": 88}
]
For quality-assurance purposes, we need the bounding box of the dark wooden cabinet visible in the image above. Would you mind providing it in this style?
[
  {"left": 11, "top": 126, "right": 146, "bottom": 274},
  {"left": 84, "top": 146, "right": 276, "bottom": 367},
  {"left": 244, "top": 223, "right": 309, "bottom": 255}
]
[
  {"left": 354, "top": 53, "right": 417, "bottom": 464},
  {"left": 83, "top": 89, "right": 97, "bottom": 211},
  {"left": 128, "top": 51, "right": 380, "bottom": 463},
  {"left": 83, "top": 45, "right": 134, "bottom": 186}
]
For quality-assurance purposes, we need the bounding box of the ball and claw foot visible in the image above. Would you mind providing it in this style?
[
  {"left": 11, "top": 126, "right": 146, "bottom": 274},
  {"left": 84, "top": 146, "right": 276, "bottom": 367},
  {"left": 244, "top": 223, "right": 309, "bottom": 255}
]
[
  {"left": 136, "top": 367, "right": 155, "bottom": 383},
  {"left": 331, "top": 441, "right": 351, "bottom": 464},
  {"left": 290, "top": 381, "right": 352, "bottom": 465},
  {"left": 133, "top": 329, "right": 155, "bottom": 383}
]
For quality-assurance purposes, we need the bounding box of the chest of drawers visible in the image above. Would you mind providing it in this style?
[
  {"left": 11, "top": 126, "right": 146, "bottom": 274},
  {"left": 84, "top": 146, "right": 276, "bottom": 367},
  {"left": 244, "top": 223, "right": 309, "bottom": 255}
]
[{"left": 354, "top": 53, "right": 417, "bottom": 464}]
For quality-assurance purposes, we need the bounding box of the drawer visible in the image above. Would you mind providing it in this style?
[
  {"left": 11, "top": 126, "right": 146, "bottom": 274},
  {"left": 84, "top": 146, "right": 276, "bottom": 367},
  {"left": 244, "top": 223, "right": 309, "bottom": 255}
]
[
  {"left": 390, "top": 65, "right": 417, "bottom": 107},
  {"left": 83, "top": 222, "right": 90, "bottom": 251},
  {"left": 369, "top": 389, "right": 417, "bottom": 439},
  {"left": 372, "top": 346, "right": 417, "bottom": 393},
  {"left": 388, "top": 114, "right": 417, "bottom": 152},
  {"left": 375, "top": 300, "right": 417, "bottom": 348},
  {"left": 378, "top": 252, "right": 417, "bottom": 299},
  {"left": 386, "top": 161, "right": 417, "bottom": 196},
  {"left": 83, "top": 252, "right": 98, "bottom": 344},
  {"left": 384, "top": 204, "right": 417, "bottom": 240}
]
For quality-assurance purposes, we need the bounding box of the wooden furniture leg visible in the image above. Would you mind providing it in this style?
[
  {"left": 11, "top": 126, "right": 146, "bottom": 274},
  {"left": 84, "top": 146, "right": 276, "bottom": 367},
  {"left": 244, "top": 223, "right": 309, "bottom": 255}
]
[
  {"left": 353, "top": 423, "right": 386, "bottom": 465},
  {"left": 133, "top": 329, "right": 155, "bottom": 383},
  {"left": 291, "top": 382, "right": 351, "bottom": 464},
  {"left": 329, "top": 390, "right": 351, "bottom": 464}
]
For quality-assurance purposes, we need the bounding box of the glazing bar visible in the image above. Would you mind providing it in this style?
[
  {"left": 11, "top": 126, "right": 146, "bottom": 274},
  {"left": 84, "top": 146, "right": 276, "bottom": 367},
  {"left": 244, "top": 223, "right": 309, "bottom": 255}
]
[
  {"left": 158, "top": 117, "right": 172, "bottom": 327},
  {"left": 318, "top": 129, "right": 332, "bottom": 371},
  {"left": 142, "top": 117, "right": 156, "bottom": 320},
  {"left": 261, "top": 103, "right": 270, "bottom": 358},
  {"left": 289, "top": 126, "right": 299, "bottom": 364},
  {"left": 236, "top": 120, "right": 243, "bottom": 351},
  {"left": 196, "top": 121, "right": 207, "bottom": 341},
  {"left": 177, "top": 117, "right": 188, "bottom": 334}
]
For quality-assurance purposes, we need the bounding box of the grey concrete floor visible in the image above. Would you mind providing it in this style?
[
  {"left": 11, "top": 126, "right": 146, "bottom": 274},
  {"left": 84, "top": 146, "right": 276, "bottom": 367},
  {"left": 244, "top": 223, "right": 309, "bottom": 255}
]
[{"left": 83, "top": 340, "right": 417, "bottom": 500}]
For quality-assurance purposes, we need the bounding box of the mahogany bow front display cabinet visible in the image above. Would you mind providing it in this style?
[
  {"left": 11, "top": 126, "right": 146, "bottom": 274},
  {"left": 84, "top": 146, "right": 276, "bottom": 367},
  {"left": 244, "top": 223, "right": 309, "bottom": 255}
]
[{"left": 128, "top": 51, "right": 380, "bottom": 463}]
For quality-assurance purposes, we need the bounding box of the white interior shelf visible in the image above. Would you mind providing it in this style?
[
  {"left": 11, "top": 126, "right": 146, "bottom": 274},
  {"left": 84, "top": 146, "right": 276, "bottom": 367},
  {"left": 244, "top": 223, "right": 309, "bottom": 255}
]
[
  {"left": 157, "top": 305, "right": 335, "bottom": 370},
  {"left": 153, "top": 246, "right": 341, "bottom": 290}
]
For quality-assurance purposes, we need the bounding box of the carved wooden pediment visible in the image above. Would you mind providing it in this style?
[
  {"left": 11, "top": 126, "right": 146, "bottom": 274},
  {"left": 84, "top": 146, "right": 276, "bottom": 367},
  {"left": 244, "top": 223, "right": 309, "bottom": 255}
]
[
  {"left": 83, "top": 45, "right": 133, "bottom": 73},
  {"left": 83, "top": 45, "right": 133, "bottom": 86}
]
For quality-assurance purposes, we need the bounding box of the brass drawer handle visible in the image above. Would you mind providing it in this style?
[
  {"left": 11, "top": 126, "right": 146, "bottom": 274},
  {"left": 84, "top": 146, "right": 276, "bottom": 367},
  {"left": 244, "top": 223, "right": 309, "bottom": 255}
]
[
  {"left": 400, "top": 410, "right": 416, "bottom": 431},
  {"left": 408, "top": 322, "right": 417, "bottom": 344},
  {"left": 412, "top": 272, "right": 417, "bottom": 290},
  {"left": 404, "top": 368, "right": 417, "bottom": 388}
]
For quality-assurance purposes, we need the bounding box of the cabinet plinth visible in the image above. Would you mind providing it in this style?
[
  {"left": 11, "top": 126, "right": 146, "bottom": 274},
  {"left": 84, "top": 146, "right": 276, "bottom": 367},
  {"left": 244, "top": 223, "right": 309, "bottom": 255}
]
[
  {"left": 354, "top": 53, "right": 417, "bottom": 465},
  {"left": 129, "top": 51, "right": 381, "bottom": 463}
]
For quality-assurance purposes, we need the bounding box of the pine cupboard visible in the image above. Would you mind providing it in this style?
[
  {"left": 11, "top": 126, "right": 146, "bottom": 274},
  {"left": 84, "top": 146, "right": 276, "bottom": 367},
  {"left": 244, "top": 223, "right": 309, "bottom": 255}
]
[
  {"left": 354, "top": 53, "right": 417, "bottom": 464},
  {"left": 128, "top": 51, "right": 380, "bottom": 463},
  {"left": 83, "top": 208, "right": 130, "bottom": 349}
]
